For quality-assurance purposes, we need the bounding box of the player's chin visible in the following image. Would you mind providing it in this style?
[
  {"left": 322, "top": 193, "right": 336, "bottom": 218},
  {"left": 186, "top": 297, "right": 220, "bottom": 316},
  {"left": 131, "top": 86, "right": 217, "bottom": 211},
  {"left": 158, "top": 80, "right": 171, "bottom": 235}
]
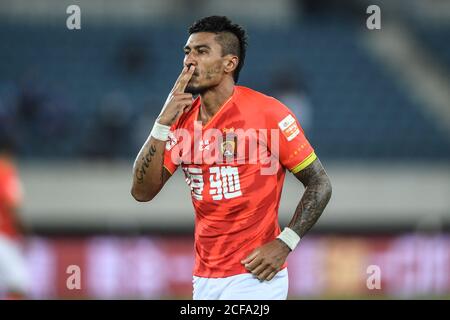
[{"left": 185, "top": 83, "right": 207, "bottom": 95}]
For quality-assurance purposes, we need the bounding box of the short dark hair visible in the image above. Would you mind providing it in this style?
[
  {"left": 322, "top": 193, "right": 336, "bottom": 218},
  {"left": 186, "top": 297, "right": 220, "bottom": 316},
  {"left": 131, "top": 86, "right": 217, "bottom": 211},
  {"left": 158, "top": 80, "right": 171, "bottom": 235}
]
[{"left": 188, "top": 16, "right": 247, "bottom": 82}]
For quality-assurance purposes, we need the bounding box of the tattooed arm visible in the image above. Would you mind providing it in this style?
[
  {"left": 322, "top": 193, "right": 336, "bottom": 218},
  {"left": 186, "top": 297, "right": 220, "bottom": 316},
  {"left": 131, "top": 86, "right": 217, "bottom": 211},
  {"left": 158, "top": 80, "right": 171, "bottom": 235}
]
[
  {"left": 242, "top": 157, "right": 332, "bottom": 281},
  {"left": 288, "top": 158, "right": 332, "bottom": 238},
  {"left": 131, "top": 65, "right": 195, "bottom": 202},
  {"left": 131, "top": 137, "right": 173, "bottom": 202}
]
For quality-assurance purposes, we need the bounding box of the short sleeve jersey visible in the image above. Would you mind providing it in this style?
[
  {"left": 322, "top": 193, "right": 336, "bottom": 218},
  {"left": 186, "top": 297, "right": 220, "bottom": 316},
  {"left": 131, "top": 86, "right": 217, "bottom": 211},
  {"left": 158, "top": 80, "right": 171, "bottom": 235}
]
[{"left": 164, "top": 86, "right": 316, "bottom": 277}]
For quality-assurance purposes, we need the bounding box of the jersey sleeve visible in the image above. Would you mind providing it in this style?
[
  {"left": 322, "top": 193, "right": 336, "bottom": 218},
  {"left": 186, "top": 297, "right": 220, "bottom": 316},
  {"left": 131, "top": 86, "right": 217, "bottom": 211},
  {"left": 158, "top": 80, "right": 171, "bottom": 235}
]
[
  {"left": 163, "top": 123, "right": 181, "bottom": 175},
  {"left": 265, "top": 98, "right": 317, "bottom": 173}
]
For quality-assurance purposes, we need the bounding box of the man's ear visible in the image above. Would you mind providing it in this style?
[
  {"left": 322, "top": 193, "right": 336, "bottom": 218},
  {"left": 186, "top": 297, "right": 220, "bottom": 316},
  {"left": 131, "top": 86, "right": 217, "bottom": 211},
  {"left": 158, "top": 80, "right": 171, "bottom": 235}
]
[{"left": 224, "top": 55, "right": 239, "bottom": 75}]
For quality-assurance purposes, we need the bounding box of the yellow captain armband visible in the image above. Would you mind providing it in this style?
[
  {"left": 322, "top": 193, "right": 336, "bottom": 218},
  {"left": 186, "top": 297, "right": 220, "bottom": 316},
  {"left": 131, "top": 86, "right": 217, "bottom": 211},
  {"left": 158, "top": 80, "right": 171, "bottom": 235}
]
[{"left": 290, "top": 152, "right": 317, "bottom": 174}]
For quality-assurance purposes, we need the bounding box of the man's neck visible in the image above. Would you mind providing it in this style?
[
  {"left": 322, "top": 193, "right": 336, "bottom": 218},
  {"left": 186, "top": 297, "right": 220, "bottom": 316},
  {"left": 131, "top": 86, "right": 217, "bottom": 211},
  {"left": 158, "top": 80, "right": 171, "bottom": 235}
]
[{"left": 199, "top": 78, "right": 235, "bottom": 124}]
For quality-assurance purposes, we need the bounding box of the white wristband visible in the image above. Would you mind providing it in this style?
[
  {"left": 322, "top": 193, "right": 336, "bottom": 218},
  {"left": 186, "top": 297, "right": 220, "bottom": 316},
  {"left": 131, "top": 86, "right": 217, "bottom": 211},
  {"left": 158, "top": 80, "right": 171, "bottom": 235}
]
[
  {"left": 276, "top": 227, "right": 301, "bottom": 251},
  {"left": 150, "top": 121, "right": 171, "bottom": 141}
]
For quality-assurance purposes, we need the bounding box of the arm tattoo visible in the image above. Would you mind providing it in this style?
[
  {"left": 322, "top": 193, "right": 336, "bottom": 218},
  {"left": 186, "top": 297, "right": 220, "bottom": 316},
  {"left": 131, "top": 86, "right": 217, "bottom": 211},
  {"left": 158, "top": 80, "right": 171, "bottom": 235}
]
[
  {"left": 289, "top": 159, "right": 332, "bottom": 238},
  {"left": 135, "top": 144, "right": 157, "bottom": 184}
]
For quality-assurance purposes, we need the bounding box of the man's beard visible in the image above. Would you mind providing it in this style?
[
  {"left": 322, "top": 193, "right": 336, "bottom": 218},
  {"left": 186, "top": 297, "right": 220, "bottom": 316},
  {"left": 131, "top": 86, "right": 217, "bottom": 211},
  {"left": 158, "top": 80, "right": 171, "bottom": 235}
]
[{"left": 185, "top": 82, "right": 211, "bottom": 95}]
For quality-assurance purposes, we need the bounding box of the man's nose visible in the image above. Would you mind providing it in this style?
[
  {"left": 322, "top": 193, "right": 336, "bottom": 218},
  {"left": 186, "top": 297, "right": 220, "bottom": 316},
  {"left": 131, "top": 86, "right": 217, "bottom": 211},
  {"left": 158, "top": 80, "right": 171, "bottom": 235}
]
[{"left": 184, "top": 54, "right": 197, "bottom": 68}]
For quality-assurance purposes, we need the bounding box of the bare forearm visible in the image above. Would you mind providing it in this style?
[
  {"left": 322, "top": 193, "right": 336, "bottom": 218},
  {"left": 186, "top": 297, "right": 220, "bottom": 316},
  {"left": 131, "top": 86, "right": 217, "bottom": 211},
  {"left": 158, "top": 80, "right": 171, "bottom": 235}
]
[
  {"left": 289, "top": 160, "right": 332, "bottom": 238},
  {"left": 131, "top": 136, "right": 166, "bottom": 201},
  {"left": 131, "top": 66, "right": 194, "bottom": 202}
]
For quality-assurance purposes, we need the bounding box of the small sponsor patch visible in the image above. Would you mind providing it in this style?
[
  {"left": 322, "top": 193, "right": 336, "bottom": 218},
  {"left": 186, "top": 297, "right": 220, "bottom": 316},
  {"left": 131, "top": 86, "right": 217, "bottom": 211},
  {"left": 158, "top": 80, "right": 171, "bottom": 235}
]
[{"left": 278, "top": 114, "right": 300, "bottom": 141}]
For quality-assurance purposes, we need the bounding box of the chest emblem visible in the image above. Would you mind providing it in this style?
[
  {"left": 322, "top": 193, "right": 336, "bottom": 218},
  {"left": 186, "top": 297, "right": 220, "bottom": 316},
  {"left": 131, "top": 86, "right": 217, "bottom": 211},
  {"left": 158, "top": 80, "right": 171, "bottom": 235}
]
[{"left": 221, "top": 127, "right": 237, "bottom": 161}]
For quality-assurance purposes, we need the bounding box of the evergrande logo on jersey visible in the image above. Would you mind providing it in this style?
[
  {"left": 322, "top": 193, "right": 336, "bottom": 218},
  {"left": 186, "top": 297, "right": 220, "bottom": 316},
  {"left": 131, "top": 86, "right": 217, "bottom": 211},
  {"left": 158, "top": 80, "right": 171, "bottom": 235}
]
[
  {"left": 165, "top": 120, "right": 293, "bottom": 175},
  {"left": 221, "top": 127, "right": 238, "bottom": 161}
]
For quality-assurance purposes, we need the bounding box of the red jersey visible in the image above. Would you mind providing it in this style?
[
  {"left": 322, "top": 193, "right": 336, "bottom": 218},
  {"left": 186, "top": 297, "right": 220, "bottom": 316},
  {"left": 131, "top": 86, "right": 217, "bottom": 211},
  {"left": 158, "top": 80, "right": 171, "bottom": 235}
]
[
  {"left": 164, "top": 86, "right": 316, "bottom": 278},
  {"left": 0, "top": 158, "right": 22, "bottom": 240}
]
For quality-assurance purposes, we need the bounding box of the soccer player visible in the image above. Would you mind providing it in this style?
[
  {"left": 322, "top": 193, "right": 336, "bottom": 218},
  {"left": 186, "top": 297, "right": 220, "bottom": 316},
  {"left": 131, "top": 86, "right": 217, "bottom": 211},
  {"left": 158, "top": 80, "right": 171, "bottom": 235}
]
[
  {"left": 131, "top": 16, "right": 332, "bottom": 300},
  {"left": 0, "top": 137, "right": 28, "bottom": 299}
]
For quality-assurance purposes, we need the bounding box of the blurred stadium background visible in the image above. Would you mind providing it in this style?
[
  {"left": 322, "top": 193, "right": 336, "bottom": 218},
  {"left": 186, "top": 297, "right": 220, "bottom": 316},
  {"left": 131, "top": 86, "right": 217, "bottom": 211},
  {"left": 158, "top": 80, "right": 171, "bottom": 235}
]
[{"left": 0, "top": 0, "right": 449, "bottom": 299}]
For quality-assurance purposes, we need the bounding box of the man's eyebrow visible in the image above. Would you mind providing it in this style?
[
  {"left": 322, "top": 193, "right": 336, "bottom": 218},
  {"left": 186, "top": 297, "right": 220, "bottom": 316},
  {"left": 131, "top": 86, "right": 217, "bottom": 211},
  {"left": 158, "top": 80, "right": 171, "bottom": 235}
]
[{"left": 183, "top": 44, "right": 211, "bottom": 51}]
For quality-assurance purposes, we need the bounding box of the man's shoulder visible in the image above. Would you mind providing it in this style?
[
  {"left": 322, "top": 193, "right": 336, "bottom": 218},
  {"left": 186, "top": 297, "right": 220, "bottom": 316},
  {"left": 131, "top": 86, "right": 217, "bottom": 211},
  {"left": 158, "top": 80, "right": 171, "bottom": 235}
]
[
  {"left": 236, "top": 86, "right": 287, "bottom": 117},
  {"left": 236, "top": 86, "right": 276, "bottom": 103}
]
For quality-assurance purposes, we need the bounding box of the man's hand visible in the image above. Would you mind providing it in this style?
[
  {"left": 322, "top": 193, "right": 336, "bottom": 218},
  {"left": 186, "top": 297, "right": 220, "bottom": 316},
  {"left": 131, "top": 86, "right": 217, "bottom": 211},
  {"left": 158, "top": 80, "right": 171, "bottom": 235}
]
[
  {"left": 131, "top": 66, "right": 195, "bottom": 201},
  {"left": 157, "top": 65, "right": 195, "bottom": 126},
  {"left": 241, "top": 239, "right": 291, "bottom": 281}
]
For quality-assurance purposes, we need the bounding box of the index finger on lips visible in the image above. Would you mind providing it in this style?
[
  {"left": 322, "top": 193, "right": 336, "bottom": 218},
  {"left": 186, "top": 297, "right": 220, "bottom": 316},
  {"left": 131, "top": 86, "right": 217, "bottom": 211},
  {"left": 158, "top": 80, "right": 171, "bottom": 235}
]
[
  {"left": 173, "top": 65, "right": 195, "bottom": 93},
  {"left": 170, "top": 66, "right": 187, "bottom": 92}
]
